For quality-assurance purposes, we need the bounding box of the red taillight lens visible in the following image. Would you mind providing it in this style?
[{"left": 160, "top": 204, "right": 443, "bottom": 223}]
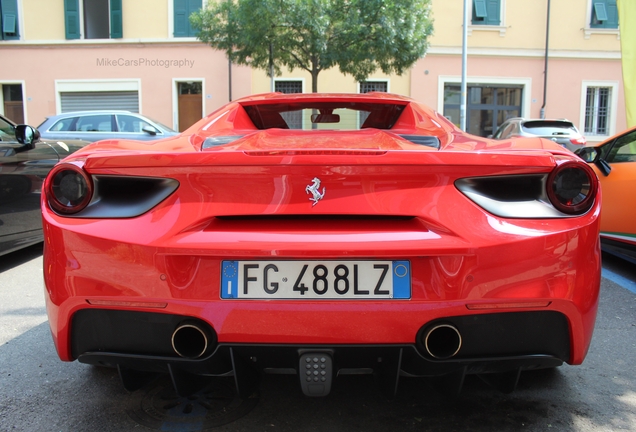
[
  {"left": 570, "top": 137, "right": 586, "bottom": 145},
  {"left": 547, "top": 162, "right": 597, "bottom": 214},
  {"left": 46, "top": 164, "right": 93, "bottom": 215}
]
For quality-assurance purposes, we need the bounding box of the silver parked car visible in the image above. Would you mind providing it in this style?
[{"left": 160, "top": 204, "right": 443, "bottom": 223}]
[
  {"left": 491, "top": 118, "right": 586, "bottom": 152},
  {"left": 38, "top": 111, "right": 178, "bottom": 143}
]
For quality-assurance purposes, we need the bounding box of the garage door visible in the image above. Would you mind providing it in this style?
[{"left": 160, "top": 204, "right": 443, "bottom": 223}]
[{"left": 60, "top": 91, "right": 139, "bottom": 113}]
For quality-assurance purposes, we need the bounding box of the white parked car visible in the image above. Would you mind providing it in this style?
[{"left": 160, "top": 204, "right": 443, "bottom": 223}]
[{"left": 38, "top": 111, "right": 178, "bottom": 143}]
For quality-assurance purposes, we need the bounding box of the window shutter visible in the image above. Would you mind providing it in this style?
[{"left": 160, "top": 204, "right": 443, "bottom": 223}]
[
  {"left": 187, "top": 0, "right": 202, "bottom": 37},
  {"left": 174, "top": 0, "right": 201, "bottom": 37},
  {"left": 1, "top": 0, "right": 19, "bottom": 40},
  {"left": 591, "top": 0, "right": 618, "bottom": 28},
  {"left": 485, "top": 0, "right": 500, "bottom": 25},
  {"left": 64, "top": 0, "right": 80, "bottom": 39},
  {"left": 110, "top": 0, "right": 123, "bottom": 38},
  {"left": 174, "top": 0, "right": 188, "bottom": 37},
  {"left": 593, "top": 2, "right": 608, "bottom": 21},
  {"left": 473, "top": 0, "right": 487, "bottom": 18}
]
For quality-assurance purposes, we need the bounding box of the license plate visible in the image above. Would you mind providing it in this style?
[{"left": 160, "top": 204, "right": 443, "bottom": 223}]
[{"left": 221, "top": 260, "right": 410, "bottom": 299}]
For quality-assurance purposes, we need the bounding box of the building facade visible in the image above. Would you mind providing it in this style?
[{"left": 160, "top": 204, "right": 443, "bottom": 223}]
[
  {"left": 254, "top": 0, "right": 625, "bottom": 142},
  {"left": 0, "top": 0, "right": 251, "bottom": 130},
  {"left": 0, "top": 0, "right": 625, "bottom": 142}
]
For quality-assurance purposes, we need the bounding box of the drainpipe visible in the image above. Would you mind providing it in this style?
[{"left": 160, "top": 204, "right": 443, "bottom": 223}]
[
  {"left": 540, "top": 0, "right": 550, "bottom": 119},
  {"left": 228, "top": 59, "right": 232, "bottom": 102},
  {"left": 460, "top": 0, "right": 468, "bottom": 131}
]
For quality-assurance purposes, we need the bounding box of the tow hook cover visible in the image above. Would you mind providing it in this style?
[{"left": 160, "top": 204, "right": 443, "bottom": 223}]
[{"left": 299, "top": 352, "right": 333, "bottom": 397}]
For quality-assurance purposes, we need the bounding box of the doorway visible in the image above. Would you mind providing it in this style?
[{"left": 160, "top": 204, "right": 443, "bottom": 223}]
[
  {"left": 177, "top": 82, "right": 203, "bottom": 132},
  {"left": 2, "top": 84, "right": 24, "bottom": 124}
]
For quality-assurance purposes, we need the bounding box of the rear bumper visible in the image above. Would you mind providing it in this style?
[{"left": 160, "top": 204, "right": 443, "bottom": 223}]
[
  {"left": 73, "top": 308, "right": 567, "bottom": 374},
  {"left": 73, "top": 309, "right": 567, "bottom": 397}
]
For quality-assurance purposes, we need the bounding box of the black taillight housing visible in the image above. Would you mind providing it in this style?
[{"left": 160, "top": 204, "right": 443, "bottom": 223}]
[
  {"left": 46, "top": 163, "right": 93, "bottom": 215},
  {"left": 547, "top": 161, "right": 598, "bottom": 215}
]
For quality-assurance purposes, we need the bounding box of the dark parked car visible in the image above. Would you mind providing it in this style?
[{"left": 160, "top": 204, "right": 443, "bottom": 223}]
[
  {"left": 0, "top": 114, "right": 88, "bottom": 255},
  {"left": 492, "top": 118, "right": 586, "bottom": 152},
  {"left": 38, "top": 111, "right": 178, "bottom": 143}
]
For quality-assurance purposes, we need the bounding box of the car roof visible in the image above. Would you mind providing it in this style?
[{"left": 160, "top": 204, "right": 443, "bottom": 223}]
[{"left": 46, "top": 110, "right": 137, "bottom": 119}]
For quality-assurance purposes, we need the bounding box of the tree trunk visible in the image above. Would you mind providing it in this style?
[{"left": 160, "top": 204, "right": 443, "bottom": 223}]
[{"left": 311, "top": 57, "right": 319, "bottom": 93}]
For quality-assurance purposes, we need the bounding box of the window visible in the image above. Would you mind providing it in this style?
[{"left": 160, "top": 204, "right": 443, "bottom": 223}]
[
  {"left": 590, "top": 0, "right": 618, "bottom": 29},
  {"left": 50, "top": 117, "right": 78, "bottom": 132},
  {"left": 0, "top": 0, "right": 19, "bottom": 40},
  {"left": 359, "top": 81, "right": 388, "bottom": 126},
  {"left": 275, "top": 80, "right": 303, "bottom": 94},
  {"left": 116, "top": 115, "right": 153, "bottom": 133},
  {"left": 472, "top": 0, "right": 500, "bottom": 26},
  {"left": 174, "top": 0, "right": 202, "bottom": 37},
  {"left": 64, "top": 0, "right": 122, "bottom": 39},
  {"left": 274, "top": 80, "right": 303, "bottom": 129},
  {"left": 359, "top": 81, "right": 388, "bottom": 94},
  {"left": 584, "top": 87, "right": 611, "bottom": 136},
  {"left": 603, "top": 131, "right": 636, "bottom": 163},
  {"left": 443, "top": 84, "right": 522, "bottom": 137},
  {"left": 75, "top": 115, "right": 114, "bottom": 132}
]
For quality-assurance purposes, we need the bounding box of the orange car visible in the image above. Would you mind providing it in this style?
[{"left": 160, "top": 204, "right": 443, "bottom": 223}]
[{"left": 577, "top": 126, "right": 636, "bottom": 264}]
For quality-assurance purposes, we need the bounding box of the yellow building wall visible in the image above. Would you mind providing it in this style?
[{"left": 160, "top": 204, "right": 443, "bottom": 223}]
[
  {"left": 123, "top": 0, "right": 169, "bottom": 39},
  {"left": 252, "top": 67, "right": 411, "bottom": 95},
  {"left": 22, "top": 0, "right": 66, "bottom": 40},
  {"left": 429, "top": 0, "right": 620, "bottom": 53},
  {"left": 21, "top": 0, "right": 169, "bottom": 41}
]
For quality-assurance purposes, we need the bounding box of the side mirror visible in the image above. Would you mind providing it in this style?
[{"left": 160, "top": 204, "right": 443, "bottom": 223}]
[
  {"left": 15, "top": 125, "right": 40, "bottom": 147},
  {"left": 142, "top": 125, "right": 158, "bottom": 135},
  {"left": 574, "top": 146, "right": 611, "bottom": 176},
  {"left": 574, "top": 146, "right": 599, "bottom": 163}
]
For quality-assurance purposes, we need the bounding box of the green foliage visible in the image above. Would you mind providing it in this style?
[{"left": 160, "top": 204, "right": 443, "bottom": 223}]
[{"left": 191, "top": 0, "right": 434, "bottom": 92}]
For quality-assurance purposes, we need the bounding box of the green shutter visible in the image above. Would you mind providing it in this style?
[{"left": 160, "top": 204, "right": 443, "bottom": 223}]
[
  {"left": 174, "top": 0, "right": 188, "bottom": 37},
  {"left": 187, "top": 0, "right": 202, "bottom": 36},
  {"left": 64, "top": 0, "right": 80, "bottom": 39},
  {"left": 594, "top": 2, "right": 608, "bottom": 21},
  {"left": 110, "top": 0, "right": 123, "bottom": 38},
  {"left": 1, "top": 0, "right": 19, "bottom": 40},
  {"left": 472, "top": 0, "right": 500, "bottom": 26},
  {"left": 174, "top": 0, "right": 201, "bottom": 37},
  {"left": 485, "top": 0, "right": 500, "bottom": 25},
  {"left": 473, "top": 0, "right": 487, "bottom": 18},
  {"left": 591, "top": 0, "right": 618, "bottom": 28}
]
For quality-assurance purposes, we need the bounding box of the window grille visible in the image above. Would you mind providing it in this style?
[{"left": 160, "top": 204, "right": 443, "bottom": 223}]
[
  {"left": 360, "top": 81, "right": 388, "bottom": 93},
  {"left": 275, "top": 81, "right": 303, "bottom": 94},
  {"left": 584, "top": 87, "right": 610, "bottom": 135},
  {"left": 274, "top": 81, "right": 303, "bottom": 129}
]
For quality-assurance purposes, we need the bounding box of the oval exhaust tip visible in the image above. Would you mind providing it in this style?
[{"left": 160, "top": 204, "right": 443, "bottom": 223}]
[{"left": 424, "top": 324, "right": 462, "bottom": 360}]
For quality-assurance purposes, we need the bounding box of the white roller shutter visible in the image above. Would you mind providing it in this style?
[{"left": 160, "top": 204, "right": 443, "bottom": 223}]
[{"left": 60, "top": 91, "right": 139, "bottom": 113}]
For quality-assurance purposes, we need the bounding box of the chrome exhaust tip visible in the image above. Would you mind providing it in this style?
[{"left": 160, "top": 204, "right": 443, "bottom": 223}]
[
  {"left": 171, "top": 323, "right": 209, "bottom": 359},
  {"left": 423, "top": 324, "right": 462, "bottom": 360}
]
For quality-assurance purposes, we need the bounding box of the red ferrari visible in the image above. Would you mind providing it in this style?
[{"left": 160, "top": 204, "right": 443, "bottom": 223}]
[{"left": 42, "top": 93, "right": 601, "bottom": 398}]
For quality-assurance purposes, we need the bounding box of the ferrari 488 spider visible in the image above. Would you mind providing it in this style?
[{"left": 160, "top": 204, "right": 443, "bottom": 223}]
[{"left": 42, "top": 93, "right": 601, "bottom": 398}]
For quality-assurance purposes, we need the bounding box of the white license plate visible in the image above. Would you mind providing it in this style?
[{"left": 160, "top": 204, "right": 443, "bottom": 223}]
[{"left": 221, "top": 260, "right": 410, "bottom": 299}]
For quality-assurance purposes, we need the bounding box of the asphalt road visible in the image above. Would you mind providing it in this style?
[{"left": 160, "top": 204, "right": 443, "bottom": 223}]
[{"left": 0, "top": 244, "right": 635, "bottom": 432}]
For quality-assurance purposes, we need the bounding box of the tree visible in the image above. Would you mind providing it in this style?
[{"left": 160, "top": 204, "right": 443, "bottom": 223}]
[{"left": 190, "top": 0, "right": 434, "bottom": 93}]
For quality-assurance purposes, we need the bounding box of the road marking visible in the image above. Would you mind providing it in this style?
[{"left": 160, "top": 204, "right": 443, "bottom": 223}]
[{"left": 602, "top": 268, "right": 636, "bottom": 294}]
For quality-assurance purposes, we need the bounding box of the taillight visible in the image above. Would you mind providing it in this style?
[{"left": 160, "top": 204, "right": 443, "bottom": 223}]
[
  {"left": 547, "top": 161, "right": 597, "bottom": 215},
  {"left": 46, "top": 163, "right": 93, "bottom": 215},
  {"left": 569, "top": 137, "right": 586, "bottom": 146}
]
